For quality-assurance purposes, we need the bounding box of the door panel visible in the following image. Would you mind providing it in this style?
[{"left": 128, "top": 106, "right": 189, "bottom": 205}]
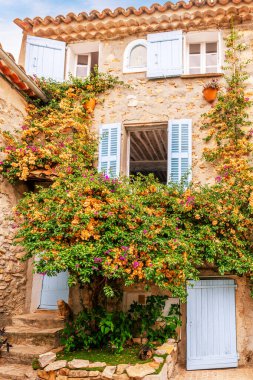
[
  {"left": 40, "top": 271, "right": 69, "bottom": 310},
  {"left": 187, "top": 279, "right": 238, "bottom": 370}
]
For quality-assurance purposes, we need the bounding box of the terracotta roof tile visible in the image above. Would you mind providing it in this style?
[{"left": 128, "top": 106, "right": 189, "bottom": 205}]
[
  {"left": 0, "top": 43, "right": 40, "bottom": 98},
  {"left": 14, "top": 0, "right": 253, "bottom": 41},
  {"left": 14, "top": 0, "right": 253, "bottom": 28}
]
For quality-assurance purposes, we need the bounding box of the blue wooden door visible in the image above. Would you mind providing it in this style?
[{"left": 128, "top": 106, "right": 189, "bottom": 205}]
[
  {"left": 187, "top": 279, "right": 238, "bottom": 370},
  {"left": 40, "top": 272, "right": 69, "bottom": 310}
]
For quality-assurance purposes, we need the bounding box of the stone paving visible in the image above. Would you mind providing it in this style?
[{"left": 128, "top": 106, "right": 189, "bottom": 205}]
[{"left": 172, "top": 366, "right": 253, "bottom": 380}]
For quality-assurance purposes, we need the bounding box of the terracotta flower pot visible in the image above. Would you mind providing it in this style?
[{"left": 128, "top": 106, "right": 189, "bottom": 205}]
[
  {"left": 202, "top": 87, "right": 218, "bottom": 103},
  {"left": 83, "top": 98, "right": 96, "bottom": 113}
]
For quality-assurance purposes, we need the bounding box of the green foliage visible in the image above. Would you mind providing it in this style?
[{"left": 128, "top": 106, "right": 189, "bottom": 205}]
[
  {"left": 129, "top": 296, "right": 181, "bottom": 344},
  {"left": 57, "top": 346, "right": 152, "bottom": 366},
  {"left": 1, "top": 29, "right": 253, "bottom": 304},
  {"left": 61, "top": 296, "right": 181, "bottom": 353}
]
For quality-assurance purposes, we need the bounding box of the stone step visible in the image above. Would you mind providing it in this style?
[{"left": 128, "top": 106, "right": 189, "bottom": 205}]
[
  {"left": 1, "top": 344, "right": 53, "bottom": 365},
  {"left": 12, "top": 311, "right": 65, "bottom": 329},
  {"left": 5, "top": 325, "right": 63, "bottom": 346},
  {"left": 0, "top": 361, "right": 36, "bottom": 380}
]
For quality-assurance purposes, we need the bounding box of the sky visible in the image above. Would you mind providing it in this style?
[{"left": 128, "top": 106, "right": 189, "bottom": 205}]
[{"left": 0, "top": 0, "right": 158, "bottom": 61}]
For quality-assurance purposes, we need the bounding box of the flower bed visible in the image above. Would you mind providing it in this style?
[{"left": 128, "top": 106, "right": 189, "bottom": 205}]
[{"left": 36, "top": 342, "right": 178, "bottom": 380}]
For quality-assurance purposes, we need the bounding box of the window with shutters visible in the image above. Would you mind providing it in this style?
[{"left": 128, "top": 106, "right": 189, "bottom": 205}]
[
  {"left": 184, "top": 31, "right": 222, "bottom": 75},
  {"left": 123, "top": 39, "right": 147, "bottom": 73},
  {"left": 127, "top": 120, "right": 192, "bottom": 185},
  {"left": 98, "top": 123, "right": 121, "bottom": 178},
  {"left": 128, "top": 125, "right": 168, "bottom": 184}
]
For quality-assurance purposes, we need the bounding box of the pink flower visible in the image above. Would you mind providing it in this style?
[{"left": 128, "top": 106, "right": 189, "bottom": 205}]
[
  {"left": 94, "top": 257, "right": 102, "bottom": 263},
  {"left": 143, "top": 230, "right": 148, "bottom": 234},
  {"left": 133, "top": 261, "right": 139, "bottom": 269},
  {"left": 21, "top": 125, "right": 28, "bottom": 130},
  {"left": 215, "top": 176, "right": 222, "bottom": 183}
]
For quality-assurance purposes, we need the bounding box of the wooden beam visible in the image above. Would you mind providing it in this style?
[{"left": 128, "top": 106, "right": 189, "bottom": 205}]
[
  {"left": 130, "top": 138, "right": 146, "bottom": 161},
  {"left": 142, "top": 130, "right": 160, "bottom": 161},
  {"left": 132, "top": 131, "right": 153, "bottom": 160},
  {"left": 152, "top": 130, "right": 166, "bottom": 160},
  {"left": 126, "top": 123, "right": 167, "bottom": 132},
  {"left": 130, "top": 160, "right": 167, "bottom": 171}
]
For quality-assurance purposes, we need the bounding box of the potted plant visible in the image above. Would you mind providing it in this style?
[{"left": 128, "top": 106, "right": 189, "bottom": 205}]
[{"left": 202, "top": 79, "right": 220, "bottom": 103}]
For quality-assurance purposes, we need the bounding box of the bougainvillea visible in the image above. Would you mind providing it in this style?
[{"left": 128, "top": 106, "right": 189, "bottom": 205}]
[
  {"left": 14, "top": 171, "right": 253, "bottom": 300},
  {"left": 1, "top": 29, "right": 253, "bottom": 301},
  {"left": 0, "top": 71, "right": 121, "bottom": 182}
]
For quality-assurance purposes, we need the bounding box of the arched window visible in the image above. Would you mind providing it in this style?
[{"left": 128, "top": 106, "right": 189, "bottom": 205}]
[{"left": 123, "top": 39, "right": 147, "bottom": 73}]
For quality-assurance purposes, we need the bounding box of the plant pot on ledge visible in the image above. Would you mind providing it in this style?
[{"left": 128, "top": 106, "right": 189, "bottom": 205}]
[
  {"left": 202, "top": 79, "right": 220, "bottom": 103},
  {"left": 202, "top": 87, "right": 218, "bottom": 103}
]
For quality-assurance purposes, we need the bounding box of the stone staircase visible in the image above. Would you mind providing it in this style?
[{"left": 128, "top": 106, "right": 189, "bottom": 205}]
[{"left": 0, "top": 311, "right": 65, "bottom": 379}]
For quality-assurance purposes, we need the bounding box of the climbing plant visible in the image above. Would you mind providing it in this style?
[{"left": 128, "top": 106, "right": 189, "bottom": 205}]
[
  {"left": 0, "top": 71, "right": 121, "bottom": 182},
  {"left": 1, "top": 29, "right": 253, "bottom": 301}
]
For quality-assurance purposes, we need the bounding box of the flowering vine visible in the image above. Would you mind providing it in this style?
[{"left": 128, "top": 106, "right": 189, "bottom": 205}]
[
  {"left": 0, "top": 71, "right": 121, "bottom": 182},
  {"left": 1, "top": 30, "right": 253, "bottom": 301}
]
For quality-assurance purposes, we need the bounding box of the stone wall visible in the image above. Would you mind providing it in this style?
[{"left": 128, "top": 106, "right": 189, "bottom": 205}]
[
  {"left": 0, "top": 77, "right": 28, "bottom": 325},
  {"left": 92, "top": 25, "right": 253, "bottom": 185},
  {"left": 90, "top": 24, "right": 253, "bottom": 366}
]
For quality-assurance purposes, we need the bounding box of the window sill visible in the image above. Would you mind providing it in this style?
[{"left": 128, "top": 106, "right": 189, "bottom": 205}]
[{"left": 181, "top": 73, "right": 223, "bottom": 79}]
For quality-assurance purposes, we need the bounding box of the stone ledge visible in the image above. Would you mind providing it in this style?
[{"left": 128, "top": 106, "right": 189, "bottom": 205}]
[{"left": 37, "top": 343, "right": 178, "bottom": 380}]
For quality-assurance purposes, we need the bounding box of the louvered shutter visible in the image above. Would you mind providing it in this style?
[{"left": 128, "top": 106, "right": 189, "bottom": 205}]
[
  {"left": 147, "top": 31, "right": 183, "bottom": 78},
  {"left": 98, "top": 123, "right": 121, "bottom": 178},
  {"left": 26, "top": 36, "right": 66, "bottom": 81},
  {"left": 168, "top": 119, "right": 192, "bottom": 184}
]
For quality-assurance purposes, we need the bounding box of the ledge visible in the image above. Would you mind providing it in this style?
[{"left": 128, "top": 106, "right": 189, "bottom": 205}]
[{"left": 181, "top": 73, "right": 224, "bottom": 79}]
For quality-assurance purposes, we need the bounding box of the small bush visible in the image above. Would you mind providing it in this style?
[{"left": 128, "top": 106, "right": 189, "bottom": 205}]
[{"left": 61, "top": 295, "right": 181, "bottom": 353}]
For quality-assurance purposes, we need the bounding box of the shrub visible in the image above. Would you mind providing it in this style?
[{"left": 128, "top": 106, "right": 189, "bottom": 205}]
[{"left": 61, "top": 295, "right": 181, "bottom": 353}]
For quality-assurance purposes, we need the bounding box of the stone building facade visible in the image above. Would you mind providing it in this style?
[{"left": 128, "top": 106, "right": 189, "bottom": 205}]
[
  {"left": 0, "top": 45, "right": 47, "bottom": 326},
  {"left": 0, "top": 0, "right": 252, "bottom": 372}
]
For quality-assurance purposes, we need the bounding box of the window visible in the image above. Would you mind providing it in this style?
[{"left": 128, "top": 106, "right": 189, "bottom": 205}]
[
  {"left": 185, "top": 31, "right": 221, "bottom": 75},
  {"left": 65, "top": 42, "right": 99, "bottom": 80},
  {"left": 123, "top": 39, "right": 147, "bottom": 73},
  {"left": 127, "top": 120, "right": 192, "bottom": 185},
  {"left": 76, "top": 54, "right": 90, "bottom": 78}
]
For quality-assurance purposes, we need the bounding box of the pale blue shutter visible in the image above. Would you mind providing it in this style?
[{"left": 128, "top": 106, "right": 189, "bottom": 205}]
[
  {"left": 98, "top": 123, "right": 121, "bottom": 178},
  {"left": 26, "top": 36, "right": 66, "bottom": 81},
  {"left": 168, "top": 119, "right": 192, "bottom": 184},
  {"left": 147, "top": 31, "right": 183, "bottom": 78}
]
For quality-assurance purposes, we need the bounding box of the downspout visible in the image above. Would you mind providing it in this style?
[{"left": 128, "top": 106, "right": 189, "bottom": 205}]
[{"left": 0, "top": 46, "right": 48, "bottom": 102}]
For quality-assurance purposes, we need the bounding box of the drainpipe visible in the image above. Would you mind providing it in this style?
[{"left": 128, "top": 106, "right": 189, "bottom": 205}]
[{"left": 0, "top": 46, "right": 48, "bottom": 102}]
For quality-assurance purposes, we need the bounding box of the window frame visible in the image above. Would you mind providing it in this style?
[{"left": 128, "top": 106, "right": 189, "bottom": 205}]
[
  {"left": 184, "top": 31, "right": 222, "bottom": 75},
  {"left": 123, "top": 39, "right": 148, "bottom": 74},
  {"left": 75, "top": 53, "right": 91, "bottom": 79}
]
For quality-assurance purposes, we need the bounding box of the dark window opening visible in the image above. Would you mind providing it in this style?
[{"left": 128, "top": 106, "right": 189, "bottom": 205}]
[{"left": 129, "top": 127, "right": 168, "bottom": 184}]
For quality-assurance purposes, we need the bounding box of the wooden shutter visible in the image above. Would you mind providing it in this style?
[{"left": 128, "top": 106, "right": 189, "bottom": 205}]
[
  {"left": 168, "top": 119, "right": 192, "bottom": 184},
  {"left": 26, "top": 36, "right": 66, "bottom": 81},
  {"left": 147, "top": 31, "right": 183, "bottom": 78},
  {"left": 98, "top": 123, "right": 121, "bottom": 178}
]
